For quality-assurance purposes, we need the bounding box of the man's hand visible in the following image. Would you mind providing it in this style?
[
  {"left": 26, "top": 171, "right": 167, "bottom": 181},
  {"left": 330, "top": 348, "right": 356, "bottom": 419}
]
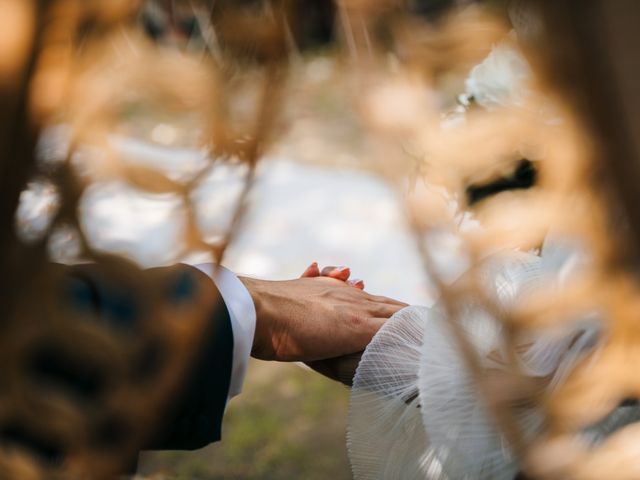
[{"left": 239, "top": 274, "right": 407, "bottom": 362}]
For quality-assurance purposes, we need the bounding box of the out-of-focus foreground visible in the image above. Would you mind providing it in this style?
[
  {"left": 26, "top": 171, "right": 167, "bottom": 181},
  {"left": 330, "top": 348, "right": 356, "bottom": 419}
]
[{"left": 3, "top": 0, "right": 640, "bottom": 479}]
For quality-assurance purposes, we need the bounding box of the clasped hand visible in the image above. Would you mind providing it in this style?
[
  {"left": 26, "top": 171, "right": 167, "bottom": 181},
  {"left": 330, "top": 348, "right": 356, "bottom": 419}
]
[{"left": 239, "top": 263, "right": 407, "bottom": 384}]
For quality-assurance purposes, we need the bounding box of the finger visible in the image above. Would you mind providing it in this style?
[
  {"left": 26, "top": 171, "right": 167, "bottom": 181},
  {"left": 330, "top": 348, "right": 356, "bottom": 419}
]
[
  {"left": 348, "top": 278, "right": 365, "bottom": 290},
  {"left": 301, "top": 262, "right": 320, "bottom": 278},
  {"left": 367, "top": 302, "right": 405, "bottom": 318},
  {"left": 363, "top": 317, "right": 388, "bottom": 339},
  {"left": 329, "top": 317, "right": 386, "bottom": 358},
  {"left": 367, "top": 294, "right": 408, "bottom": 307},
  {"left": 321, "top": 265, "right": 351, "bottom": 281}
]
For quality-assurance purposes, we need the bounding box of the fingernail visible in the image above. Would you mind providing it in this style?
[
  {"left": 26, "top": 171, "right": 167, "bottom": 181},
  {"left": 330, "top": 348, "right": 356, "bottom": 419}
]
[
  {"left": 310, "top": 261, "right": 318, "bottom": 268},
  {"left": 337, "top": 266, "right": 348, "bottom": 272}
]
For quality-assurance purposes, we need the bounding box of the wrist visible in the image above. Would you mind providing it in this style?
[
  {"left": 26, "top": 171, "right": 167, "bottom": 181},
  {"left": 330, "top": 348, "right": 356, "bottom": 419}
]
[{"left": 238, "top": 276, "right": 261, "bottom": 315}]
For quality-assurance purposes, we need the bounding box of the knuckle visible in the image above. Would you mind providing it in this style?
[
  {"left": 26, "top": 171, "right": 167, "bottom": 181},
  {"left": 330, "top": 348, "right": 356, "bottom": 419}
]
[{"left": 346, "top": 311, "right": 366, "bottom": 327}]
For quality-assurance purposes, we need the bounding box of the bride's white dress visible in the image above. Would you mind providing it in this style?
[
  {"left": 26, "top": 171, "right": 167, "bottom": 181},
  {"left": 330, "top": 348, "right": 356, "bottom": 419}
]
[
  {"left": 347, "top": 17, "right": 640, "bottom": 477},
  {"left": 347, "top": 243, "right": 640, "bottom": 479}
]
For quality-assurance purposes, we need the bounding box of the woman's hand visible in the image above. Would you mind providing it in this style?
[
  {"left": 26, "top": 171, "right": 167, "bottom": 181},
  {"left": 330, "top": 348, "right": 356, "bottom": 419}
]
[{"left": 300, "top": 262, "right": 365, "bottom": 289}]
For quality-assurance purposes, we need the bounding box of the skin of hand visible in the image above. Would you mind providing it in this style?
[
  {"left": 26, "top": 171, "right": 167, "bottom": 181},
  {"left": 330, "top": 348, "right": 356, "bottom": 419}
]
[
  {"left": 305, "top": 352, "right": 364, "bottom": 386},
  {"left": 239, "top": 270, "right": 407, "bottom": 363},
  {"left": 299, "top": 262, "right": 369, "bottom": 384}
]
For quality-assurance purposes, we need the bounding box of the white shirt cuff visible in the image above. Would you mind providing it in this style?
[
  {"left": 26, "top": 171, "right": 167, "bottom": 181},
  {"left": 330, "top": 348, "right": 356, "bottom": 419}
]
[{"left": 192, "top": 263, "right": 256, "bottom": 399}]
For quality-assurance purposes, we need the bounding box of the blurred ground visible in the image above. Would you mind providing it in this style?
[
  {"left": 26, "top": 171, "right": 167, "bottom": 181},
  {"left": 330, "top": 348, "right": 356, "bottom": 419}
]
[{"left": 138, "top": 360, "right": 351, "bottom": 480}]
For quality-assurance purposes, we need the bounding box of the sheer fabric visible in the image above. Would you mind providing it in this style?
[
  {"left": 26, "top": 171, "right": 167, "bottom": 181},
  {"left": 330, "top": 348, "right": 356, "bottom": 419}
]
[{"left": 348, "top": 247, "right": 613, "bottom": 479}]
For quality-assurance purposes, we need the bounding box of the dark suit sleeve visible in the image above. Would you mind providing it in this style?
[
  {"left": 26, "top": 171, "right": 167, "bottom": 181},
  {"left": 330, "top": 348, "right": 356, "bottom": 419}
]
[
  {"left": 62, "top": 262, "right": 234, "bottom": 451},
  {"left": 144, "top": 265, "right": 234, "bottom": 450}
]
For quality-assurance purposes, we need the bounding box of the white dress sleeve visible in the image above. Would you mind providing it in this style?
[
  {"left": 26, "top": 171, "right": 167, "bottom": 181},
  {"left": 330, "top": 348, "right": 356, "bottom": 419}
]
[{"left": 347, "top": 249, "right": 605, "bottom": 480}]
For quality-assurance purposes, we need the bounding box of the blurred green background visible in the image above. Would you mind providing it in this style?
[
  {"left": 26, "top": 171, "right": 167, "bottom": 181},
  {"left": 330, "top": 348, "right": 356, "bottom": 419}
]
[{"left": 138, "top": 360, "right": 352, "bottom": 480}]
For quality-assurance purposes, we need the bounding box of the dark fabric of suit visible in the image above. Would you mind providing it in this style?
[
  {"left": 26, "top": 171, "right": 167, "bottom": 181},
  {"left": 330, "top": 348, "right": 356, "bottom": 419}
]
[
  {"left": 60, "top": 262, "right": 234, "bottom": 451},
  {"left": 144, "top": 265, "right": 234, "bottom": 449}
]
